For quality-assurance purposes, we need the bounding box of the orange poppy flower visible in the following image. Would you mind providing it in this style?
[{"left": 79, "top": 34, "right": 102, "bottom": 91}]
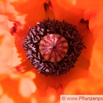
[{"left": 0, "top": 0, "right": 103, "bottom": 103}]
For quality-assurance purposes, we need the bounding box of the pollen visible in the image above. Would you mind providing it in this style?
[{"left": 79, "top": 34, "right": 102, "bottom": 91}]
[{"left": 23, "top": 19, "right": 85, "bottom": 76}]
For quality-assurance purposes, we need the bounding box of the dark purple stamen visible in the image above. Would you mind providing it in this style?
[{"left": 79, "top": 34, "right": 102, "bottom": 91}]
[
  {"left": 80, "top": 18, "right": 89, "bottom": 29},
  {"left": 44, "top": 0, "right": 53, "bottom": 12},
  {"left": 23, "top": 18, "right": 86, "bottom": 76}
]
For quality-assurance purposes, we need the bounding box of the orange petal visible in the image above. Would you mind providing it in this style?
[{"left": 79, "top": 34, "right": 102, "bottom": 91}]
[
  {"left": 0, "top": 94, "right": 14, "bottom": 103},
  {"left": 19, "top": 78, "right": 36, "bottom": 97}
]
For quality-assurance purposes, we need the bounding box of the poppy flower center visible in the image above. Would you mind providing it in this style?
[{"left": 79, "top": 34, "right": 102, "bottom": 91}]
[
  {"left": 23, "top": 19, "right": 85, "bottom": 76},
  {"left": 39, "top": 34, "right": 68, "bottom": 62}
]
